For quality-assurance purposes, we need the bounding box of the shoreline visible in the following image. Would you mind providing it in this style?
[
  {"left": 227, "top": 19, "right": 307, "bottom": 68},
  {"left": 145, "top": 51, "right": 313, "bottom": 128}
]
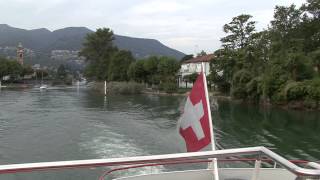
[{"left": 141, "top": 90, "right": 319, "bottom": 111}]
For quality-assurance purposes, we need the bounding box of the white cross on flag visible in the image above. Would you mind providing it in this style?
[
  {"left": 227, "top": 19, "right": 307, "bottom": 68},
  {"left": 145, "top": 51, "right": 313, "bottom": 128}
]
[{"left": 178, "top": 72, "right": 212, "bottom": 152}]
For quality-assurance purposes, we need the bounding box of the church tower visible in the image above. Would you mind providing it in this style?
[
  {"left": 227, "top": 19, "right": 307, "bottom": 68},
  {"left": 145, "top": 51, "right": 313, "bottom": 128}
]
[{"left": 17, "top": 42, "right": 24, "bottom": 65}]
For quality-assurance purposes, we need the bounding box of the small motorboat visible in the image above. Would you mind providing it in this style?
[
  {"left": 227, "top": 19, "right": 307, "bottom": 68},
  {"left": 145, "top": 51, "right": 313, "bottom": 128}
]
[{"left": 39, "top": 85, "right": 48, "bottom": 90}]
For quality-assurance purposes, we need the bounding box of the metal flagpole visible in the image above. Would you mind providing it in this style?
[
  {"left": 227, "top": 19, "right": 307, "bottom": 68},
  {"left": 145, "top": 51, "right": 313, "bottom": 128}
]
[{"left": 201, "top": 62, "right": 219, "bottom": 180}]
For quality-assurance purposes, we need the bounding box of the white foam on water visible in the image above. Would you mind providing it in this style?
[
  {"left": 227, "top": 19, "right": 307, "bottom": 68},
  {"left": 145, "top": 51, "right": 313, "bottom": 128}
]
[{"left": 79, "top": 122, "right": 164, "bottom": 178}]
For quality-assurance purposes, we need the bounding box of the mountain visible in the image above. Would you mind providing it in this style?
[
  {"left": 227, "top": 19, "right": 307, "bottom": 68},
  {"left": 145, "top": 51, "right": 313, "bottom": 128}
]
[{"left": 0, "top": 24, "right": 185, "bottom": 59}]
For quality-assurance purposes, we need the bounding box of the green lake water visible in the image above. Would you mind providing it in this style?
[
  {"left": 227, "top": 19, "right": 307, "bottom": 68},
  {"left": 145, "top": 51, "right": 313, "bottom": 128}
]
[{"left": 0, "top": 88, "right": 319, "bottom": 179}]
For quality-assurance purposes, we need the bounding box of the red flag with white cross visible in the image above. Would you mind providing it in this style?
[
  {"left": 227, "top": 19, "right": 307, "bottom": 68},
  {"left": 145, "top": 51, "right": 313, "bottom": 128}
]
[{"left": 178, "top": 72, "right": 213, "bottom": 152}]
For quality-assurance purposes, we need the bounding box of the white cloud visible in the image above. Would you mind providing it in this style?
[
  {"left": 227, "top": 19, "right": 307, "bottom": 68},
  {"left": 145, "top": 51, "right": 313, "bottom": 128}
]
[{"left": 131, "top": 1, "right": 190, "bottom": 15}]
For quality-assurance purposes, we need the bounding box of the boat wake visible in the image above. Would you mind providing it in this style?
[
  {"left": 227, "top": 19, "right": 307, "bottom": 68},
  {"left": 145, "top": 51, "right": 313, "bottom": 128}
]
[{"left": 79, "top": 122, "right": 164, "bottom": 178}]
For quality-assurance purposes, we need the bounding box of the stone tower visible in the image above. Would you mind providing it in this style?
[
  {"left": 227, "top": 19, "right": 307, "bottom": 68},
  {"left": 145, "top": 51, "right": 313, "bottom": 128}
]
[{"left": 17, "top": 42, "right": 24, "bottom": 65}]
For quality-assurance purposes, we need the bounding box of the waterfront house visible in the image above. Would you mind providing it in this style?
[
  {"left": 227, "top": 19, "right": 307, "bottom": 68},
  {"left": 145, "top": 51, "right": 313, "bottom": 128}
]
[{"left": 178, "top": 54, "right": 214, "bottom": 88}]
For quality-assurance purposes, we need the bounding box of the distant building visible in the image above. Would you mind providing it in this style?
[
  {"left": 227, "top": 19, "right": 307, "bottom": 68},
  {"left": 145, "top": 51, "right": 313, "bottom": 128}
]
[
  {"left": 51, "top": 50, "right": 83, "bottom": 61},
  {"left": 178, "top": 54, "right": 214, "bottom": 88},
  {"left": 32, "top": 64, "right": 41, "bottom": 70},
  {"left": 17, "top": 42, "right": 24, "bottom": 65}
]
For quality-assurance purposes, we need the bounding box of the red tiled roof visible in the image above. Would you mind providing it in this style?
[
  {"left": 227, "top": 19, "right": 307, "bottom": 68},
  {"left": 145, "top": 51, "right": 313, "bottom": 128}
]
[{"left": 183, "top": 54, "right": 215, "bottom": 64}]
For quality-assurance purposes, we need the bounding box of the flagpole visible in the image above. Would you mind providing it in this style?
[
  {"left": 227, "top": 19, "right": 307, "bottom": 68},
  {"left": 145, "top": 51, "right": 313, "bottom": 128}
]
[{"left": 201, "top": 62, "right": 219, "bottom": 180}]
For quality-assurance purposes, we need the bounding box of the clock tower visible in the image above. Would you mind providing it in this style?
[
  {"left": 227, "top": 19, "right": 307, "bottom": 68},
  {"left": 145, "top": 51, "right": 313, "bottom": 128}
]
[{"left": 17, "top": 42, "right": 24, "bottom": 65}]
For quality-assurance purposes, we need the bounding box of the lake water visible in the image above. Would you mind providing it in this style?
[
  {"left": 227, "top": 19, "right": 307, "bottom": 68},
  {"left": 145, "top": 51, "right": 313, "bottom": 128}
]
[{"left": 0, "top": 88, "right": 319, "bottom": 179}]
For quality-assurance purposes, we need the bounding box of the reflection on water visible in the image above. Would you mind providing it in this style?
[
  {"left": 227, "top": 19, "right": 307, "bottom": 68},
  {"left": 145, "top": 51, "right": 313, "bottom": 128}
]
[
  {"left": 215, "top": 100, "right": 320, "bottom": 161},
  {"left": 0, "top": 88, "right": 319, "bottom": 179}
]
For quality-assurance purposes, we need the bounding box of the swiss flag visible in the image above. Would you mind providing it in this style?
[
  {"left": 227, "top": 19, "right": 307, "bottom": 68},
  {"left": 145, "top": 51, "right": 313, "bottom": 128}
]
[{"left": 178, "top": 72, "right": 211, "bottom": 152}]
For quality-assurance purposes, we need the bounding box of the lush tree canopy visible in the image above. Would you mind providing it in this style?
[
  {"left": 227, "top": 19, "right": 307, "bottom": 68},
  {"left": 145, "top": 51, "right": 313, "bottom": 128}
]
[
  {"left": 0, "top": 57, "right": 27, "bottom": 80},
  {"left": 210, "top": 1, "right": 320, "bottom": 109}
]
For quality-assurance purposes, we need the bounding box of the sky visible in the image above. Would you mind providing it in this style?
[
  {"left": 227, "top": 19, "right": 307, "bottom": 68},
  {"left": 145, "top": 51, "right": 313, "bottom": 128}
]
[{"left": 0, "top": 0, "right": 306, "bottom": 55}]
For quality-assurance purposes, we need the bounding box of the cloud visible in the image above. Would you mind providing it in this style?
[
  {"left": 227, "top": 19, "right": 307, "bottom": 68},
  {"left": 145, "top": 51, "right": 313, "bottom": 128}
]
[
  {"left": 0, "top": 0, "right": 308, "bottom": 54},
  {"left": 131, "top": 1, "right": 190, "bottom": 15}
]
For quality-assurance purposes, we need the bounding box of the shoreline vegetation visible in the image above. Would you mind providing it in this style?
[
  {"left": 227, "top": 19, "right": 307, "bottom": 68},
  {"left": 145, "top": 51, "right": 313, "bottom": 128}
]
[
  {"left": 90, "top": 81, "right": 319, "bottom": 111},
  {"left": 80, "top": 1, "right": 319, "bottom": 111},
  {"left": 2, "top": 1, "right": 318, "bottom": 111},
  {"left": 209, "top": 1, "right": 320, "bottom": 111}
]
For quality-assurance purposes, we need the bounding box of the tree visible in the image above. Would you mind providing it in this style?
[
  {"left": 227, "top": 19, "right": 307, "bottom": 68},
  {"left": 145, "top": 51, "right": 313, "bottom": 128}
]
[
  {"left": 80, "top": 28, "right": 116, "bottom": 62},
  {"left": 128, "top": 60, "right": 147, "bottom": 83},
  {"left": 157, "top": 56, "right": 180, "bottom": 82},
  {"left": 6, "top": 60, "right": 23, "bottom": 79},
  {"left": 210, "top": 2, "right": 320, "bottom": 107},
  {"left": 310, "top": 49, "right": 320, "bottom": 75},
  {"left": 271, "top": 5, "right": 302, "bottom": 39},
  {"left": 183, "top": 73, "right": 198, "bottom": 86},
  {"left": 221, "top": 14, "right": 256, "bottom": 49},
  {"left": 143, "top": 56, "right": 160, "bottom": 85},
  {"left": 80, "top": 28, "right": 117, "bottom": 80},
  {"left": 108, "top": 50, "right": 135, "bottom": 81},
  {"left": 57, "top": 64, "right": 67, "bottom": 80},
  {"left": 197, "top": 50, "right": 207, "bottom": 57},
  {"left": 301, "top": 0, "right": 320, "bottom": 19},
  {"left": 21, "top": 66, "right": 34, "bottom": 76},
  {"left": 0, "top": 57, "right": 8, "bottom": 78}
]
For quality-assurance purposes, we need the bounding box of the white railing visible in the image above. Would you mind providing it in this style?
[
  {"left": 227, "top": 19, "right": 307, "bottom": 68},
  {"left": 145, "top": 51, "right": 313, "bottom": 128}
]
[{"left": 0, "top": 146, "right": 319, "bottom": 179}]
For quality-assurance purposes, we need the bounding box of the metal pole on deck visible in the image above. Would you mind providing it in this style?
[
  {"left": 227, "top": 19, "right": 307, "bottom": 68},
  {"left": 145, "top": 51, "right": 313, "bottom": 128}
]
[{"left": 202, "top": 62, "right": 219, "bottom": 180}]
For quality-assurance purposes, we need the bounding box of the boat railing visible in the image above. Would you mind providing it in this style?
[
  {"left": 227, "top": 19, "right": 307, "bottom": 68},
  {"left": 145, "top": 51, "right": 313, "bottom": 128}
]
[
  {"left": 0, "top": 146, "right": 319, "bottom": 179},
  {"left": 97, "top": 158, "right": 313, "bottom": 180}
]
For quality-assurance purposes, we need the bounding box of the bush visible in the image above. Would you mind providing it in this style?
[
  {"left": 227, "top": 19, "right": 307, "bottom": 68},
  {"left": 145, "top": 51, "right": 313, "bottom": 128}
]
[
  {"left": 231, "top": 86, "right": 247, "bottom": 99},
  {"left": 306, "top": 78, "right": 320, "bottom": 101},
  {"left": 271, "top": 90, "right": 286, "bottom": 104},
  {"left": 246, "top": 77, "right": 263, "bottom": 101},
  {"left": 108, "top": 81, "right": 144, "bottom": 94},
  {"left": 232, "top": 70, "right": 252, "bottom": 99},
  {"left": 159, "top": 82, "right": 178, "bottom": 94},
  {"left": 284, "top": 81, "right": 308, "bottom": 101}
]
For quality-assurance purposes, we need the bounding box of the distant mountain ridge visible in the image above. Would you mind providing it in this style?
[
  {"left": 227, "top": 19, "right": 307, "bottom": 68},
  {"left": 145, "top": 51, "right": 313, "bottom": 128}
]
[{"left": 0, "top": 24, "right": 185, "bottom": 59}]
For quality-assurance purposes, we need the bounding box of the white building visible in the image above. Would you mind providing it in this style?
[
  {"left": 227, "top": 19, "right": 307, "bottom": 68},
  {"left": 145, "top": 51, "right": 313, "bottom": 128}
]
[{"left": 178, "top": 54, "right": 214, "bottom": 88}]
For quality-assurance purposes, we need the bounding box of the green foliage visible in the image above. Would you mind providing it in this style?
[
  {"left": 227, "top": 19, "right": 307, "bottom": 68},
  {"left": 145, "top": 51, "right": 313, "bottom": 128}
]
[
  {"left": 80, "top": 28, "right": 116, "bottom": 63},
  {"left": 210, "top": 2, "right": 320, "bottom": 108},
  {"left": 183, "top": 73, "right": 198, "bottom": 84},
  {"left": 108, "top": 50, "right": 135, "bottom": 81},
  {"left": 197, "top": 50, "right": 207, "bottom": 57},
  {"left": 78, "top": 27, "right": 186, "bottom": 94},
  {"left": 107, "top": 81, "right": 144, "bottom": 94},
  {"left": 21, "top": 66, "right": 34, "bottom": 76},
  {"left": 57, "top": 64, "right": 67, "bottom": 80},
  {"left": 306, "top": 78, "right": 320, "bottom": 102},
  {"left": 80, "top": 28, "right": 119, "bottom": 80},
  {"left": 157, "top": 56, "right": 180, "bottom": 81},
  {"left": 159, "top": 82, "right": 178, "bottom": 94},
  {"left": 284, "top": 81, "right": 308, "bottom": 101},
  {"left": 0, "top": 57, "right": 25, "bottom": 79},
  {"left": 221, "top": 14, "right": 256, "bottom": 49},
  {"left": 127, "top": 56, "right": 179, "bottom": 92},
  {"left": 246, "top": 77, "right": 263, "bottom": 101},
  {"left": 35, "top": 69, "right": 48, "bottom": 79},
  {"left": 231, "top": 70, "right": 252, "bottom": 99},
  {"left": 81, "top": 28, "right": 136, "bottom": 81},
  {"left": 128, "top": 60, "right": 147, "bottom": 83}
]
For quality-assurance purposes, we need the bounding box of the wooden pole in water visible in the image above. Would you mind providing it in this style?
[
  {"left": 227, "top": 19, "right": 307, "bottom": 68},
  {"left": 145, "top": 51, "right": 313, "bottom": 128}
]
[{"left": 104, "top": 81, "right": 107, "bottom": 96}]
